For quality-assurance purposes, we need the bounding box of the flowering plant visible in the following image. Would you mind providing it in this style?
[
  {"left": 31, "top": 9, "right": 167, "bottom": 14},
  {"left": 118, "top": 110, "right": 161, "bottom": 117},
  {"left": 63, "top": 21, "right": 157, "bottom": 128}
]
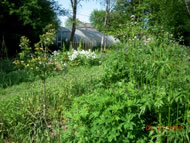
[
  {"left": 51, "top": 49, "right": 100, "bottom": 67},
  {"left": 68, "top": 49, "right": 100, "bottom": 66}
]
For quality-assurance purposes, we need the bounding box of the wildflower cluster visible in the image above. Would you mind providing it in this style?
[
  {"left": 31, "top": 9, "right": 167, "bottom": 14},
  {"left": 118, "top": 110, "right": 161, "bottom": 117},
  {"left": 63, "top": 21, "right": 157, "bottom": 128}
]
[
  {"left": 68, "top": 49, "right": 98, "bottom": 61},
  {"left": 50, "top": 49, "right": 100, "bottom": 67},
  {"left": 68, "top": 49, "right": 100, "bottom": 66}
]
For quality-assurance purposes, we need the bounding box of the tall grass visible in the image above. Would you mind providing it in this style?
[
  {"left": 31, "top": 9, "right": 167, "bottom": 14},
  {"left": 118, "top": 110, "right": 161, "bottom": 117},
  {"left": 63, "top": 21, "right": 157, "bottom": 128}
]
[{"left": 0, "top": 65, "right": 103, "bottom": 142}]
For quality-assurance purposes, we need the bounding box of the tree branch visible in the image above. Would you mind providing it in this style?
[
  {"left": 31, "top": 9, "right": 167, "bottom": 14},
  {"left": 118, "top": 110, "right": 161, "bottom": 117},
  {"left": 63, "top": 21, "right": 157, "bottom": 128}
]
[{"left": 70, "top": 0, "right": 74, "bottom": 9}]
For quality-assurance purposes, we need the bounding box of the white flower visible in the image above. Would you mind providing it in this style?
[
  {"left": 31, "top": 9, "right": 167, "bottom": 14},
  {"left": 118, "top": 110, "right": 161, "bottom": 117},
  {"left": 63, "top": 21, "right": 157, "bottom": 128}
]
[
  {"left": 131, "top": 15, "right": 135, "bottom": 19},
  {"left": 68, "top": 49, "right": 99, "bottom": 62},
  {"left": 53, "top": 51, "right": 58, "bottom": 56}
]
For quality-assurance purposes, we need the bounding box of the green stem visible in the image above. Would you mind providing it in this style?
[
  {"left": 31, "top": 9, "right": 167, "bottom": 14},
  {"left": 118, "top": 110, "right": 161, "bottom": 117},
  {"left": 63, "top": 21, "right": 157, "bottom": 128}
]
[
  {"left": 168, "top": 106, "right": 171, "bottom": 126},
  {"left": 184, "top": 103, "right": 186, "bottom": 124},
  {"left": 177, "top": 102, "right": 179, "bottom": 125},
  {"left": 159, "top": 112, "right": 162, "bottom": 142},
  {"left": 43, "top": 79, "right": 46, "bottom": 121},
  {"left": 159, "top": 112, "right": 162, "bottom": 125}
]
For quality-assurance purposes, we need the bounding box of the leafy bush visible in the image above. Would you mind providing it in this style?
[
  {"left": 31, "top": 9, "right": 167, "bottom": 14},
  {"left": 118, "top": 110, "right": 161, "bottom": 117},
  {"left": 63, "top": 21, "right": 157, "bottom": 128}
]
[
  {"left": 101, "top": 50, "right": 129, "bottom": 87},
  {"left": 62, "top": 29, "right": 190, "bottom": 142},
  {"left": 0, "top": 70, "right": 34, "bottom": 88},
  {"left": 63, "top": 82, "right": 148, "bottom": 143},
  {"left": 0, "top": 59, "right": 35, "bottom": 88}
]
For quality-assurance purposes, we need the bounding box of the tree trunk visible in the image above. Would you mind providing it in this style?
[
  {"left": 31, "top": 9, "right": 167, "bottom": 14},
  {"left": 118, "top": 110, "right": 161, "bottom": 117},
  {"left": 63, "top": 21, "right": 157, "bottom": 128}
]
[
  {"left": 70, "top": 0, "right": 77, "bottom": 48},
  {"left": 184, "top": 0, "right": 190, "bottom": 16},
  {"left": 101, "top": 0, "right": 110, "bottom": 53},
  {"left": 1, "top": 35, "right": 8, "bottom": 58}
]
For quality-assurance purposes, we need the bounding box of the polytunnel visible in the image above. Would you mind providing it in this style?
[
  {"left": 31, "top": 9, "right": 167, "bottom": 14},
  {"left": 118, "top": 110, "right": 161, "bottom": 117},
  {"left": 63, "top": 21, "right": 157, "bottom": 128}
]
[{"left": 56, "top": 27, "right": 120, "bottom": 49}]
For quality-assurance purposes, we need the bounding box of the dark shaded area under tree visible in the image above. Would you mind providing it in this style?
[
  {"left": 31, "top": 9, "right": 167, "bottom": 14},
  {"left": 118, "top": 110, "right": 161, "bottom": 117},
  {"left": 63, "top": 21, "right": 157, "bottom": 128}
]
[{"left": 0, "top": 0, "right": 64, "bottom": 57}]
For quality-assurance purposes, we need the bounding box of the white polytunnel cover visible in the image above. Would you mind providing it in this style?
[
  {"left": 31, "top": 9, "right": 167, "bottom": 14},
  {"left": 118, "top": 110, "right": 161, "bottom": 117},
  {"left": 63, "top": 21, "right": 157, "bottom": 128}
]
[{"left": 56, "top": 27, "right": 120, "bottom": 49}]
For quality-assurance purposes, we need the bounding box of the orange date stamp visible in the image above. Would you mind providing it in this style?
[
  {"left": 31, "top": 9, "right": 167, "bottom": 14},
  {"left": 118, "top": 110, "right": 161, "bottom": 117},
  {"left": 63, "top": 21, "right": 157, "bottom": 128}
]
[{"left": 145, "top": 125, "right": 183, "bottom": 131}]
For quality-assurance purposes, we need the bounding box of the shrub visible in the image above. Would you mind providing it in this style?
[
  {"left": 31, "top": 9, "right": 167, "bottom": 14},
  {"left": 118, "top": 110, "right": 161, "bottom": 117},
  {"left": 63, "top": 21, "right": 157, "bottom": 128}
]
[{"left": 0, "top": 59, "right": 35, "bottom": 88}]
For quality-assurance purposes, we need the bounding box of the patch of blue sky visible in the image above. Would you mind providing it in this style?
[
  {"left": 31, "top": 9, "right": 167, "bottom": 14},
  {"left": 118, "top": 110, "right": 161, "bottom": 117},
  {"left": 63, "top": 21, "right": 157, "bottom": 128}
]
[{"left": 56, "top": 0, "right": 104, "bottom": 26}]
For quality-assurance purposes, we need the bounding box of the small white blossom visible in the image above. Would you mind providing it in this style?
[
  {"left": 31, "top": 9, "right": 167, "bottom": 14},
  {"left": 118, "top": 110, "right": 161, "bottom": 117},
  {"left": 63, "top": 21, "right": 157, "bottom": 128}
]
[
  {"left": 68, "top": 49, "right": 99, "bottom": 61},
  {"left": 131, "top": 15, "right": 135, "bottom": 19},
  {"left": 53, "top": 51, "right": 58, "bottom": 56}
]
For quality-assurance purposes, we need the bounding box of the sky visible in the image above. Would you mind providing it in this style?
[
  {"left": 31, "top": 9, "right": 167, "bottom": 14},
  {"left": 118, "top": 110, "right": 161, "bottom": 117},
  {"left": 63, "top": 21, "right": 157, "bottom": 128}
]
[{"left": 56, "top": 0, "right": 105, "bottom": 26}]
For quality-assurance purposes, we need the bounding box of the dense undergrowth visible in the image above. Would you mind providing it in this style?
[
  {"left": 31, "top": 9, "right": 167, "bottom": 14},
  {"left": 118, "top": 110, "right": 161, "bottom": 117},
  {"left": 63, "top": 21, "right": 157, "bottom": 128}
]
[
  {"left": 62, "top": 35, "right": 190, "bottom": 142},
  {"left": 0, "top": 59, "right": 36, "bottom": 89},
  {"left": 1, "top": 26, "right": 190, "bottom": 142}
]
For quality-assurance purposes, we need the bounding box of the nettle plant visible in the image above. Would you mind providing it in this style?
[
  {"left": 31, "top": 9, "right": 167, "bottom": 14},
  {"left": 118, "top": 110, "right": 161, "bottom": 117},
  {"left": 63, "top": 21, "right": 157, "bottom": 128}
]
[{"left": 14, "top": 24, "right": 58, "bottom": 120}]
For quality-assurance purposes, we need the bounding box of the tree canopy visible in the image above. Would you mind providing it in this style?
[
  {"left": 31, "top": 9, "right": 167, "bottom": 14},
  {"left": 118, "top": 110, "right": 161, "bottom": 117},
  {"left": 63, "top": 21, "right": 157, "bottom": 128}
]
[
  {"left": 0, "top": 0, "right": 64, "bottom": 57},
  {"left": 89, "top": 0, "right": 190, "bottom": 45},
  {"left": 65, "top": 18, "right": 84, "bottom": 28}
]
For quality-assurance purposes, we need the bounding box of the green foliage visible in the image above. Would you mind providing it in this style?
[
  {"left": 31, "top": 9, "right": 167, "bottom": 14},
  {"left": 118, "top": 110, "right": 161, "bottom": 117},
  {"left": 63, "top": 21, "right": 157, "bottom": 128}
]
[
  {"left": 62, "top": 26, "right": 190, "bottom": 142},
  {"left": 0, "top": 70, "right": 34, "bottom": 88},
  {"left": 1, "top": 5, "right": 190, "bottom": 141},
  {"left": 92, "top": 0, "right": 190, "bottom": 45},
  {"left": 90, "top": 10, "right": 106, "bottom": 31},
  {"left": 65, "top": 17, "right": 84, "bottom": 28},
  {"left": 0, "top": 0, "right": 61, "bottom": 56},
  {"left": 63, "top": 82, "right": 148, "bottom": 143},
  {"left": 0, "top": 65, "right": 103, "bottom": 142},
  {"left": 149, "top": 0, "right": 190, "bottom": 41},
  {"left": 101, "top": 50, "right": 129, "bottom": 87},
  {"left": 0, "top": 84, "right": 68, "bottom": 142},
  {"left": 0, "top": 59, "right": 35, "bottom": 88}
]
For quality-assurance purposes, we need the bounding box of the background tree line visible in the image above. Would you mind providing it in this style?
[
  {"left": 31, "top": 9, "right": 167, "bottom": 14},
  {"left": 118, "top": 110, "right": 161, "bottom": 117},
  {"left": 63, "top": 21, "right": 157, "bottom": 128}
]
[
  {"left": 0, "top": 0, "right": 65, "bottom": 57},
  {"left": 90, "top": 0, "right": 190, "bottom": 45},
  {"left": 1, "top": 0, "right": 190, "bottom": 57}
]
